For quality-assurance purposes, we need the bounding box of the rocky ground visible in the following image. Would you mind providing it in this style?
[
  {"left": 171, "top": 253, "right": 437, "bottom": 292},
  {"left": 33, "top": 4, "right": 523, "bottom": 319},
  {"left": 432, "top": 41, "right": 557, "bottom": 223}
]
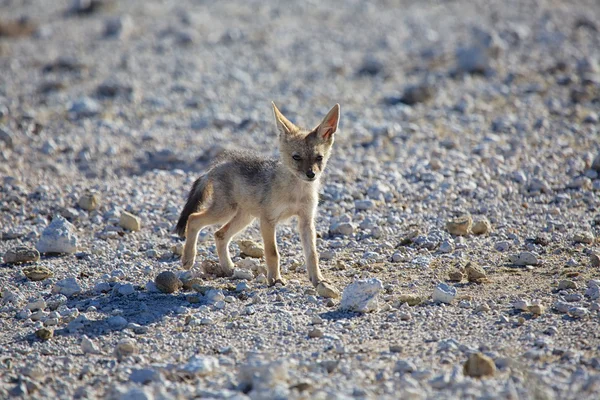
[{"left": 1, "top": 0, "right": 600, "bottom": 398}]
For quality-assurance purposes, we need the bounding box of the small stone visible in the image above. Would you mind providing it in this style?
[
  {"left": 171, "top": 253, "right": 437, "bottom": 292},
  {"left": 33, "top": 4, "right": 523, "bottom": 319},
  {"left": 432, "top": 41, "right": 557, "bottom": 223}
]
[
  {"left": 553, "top": 300, "right": 571, "bottom": 313},
  {"left": 573, "top": 231, "right": 594, "bottom": 245},
  {"left": 78, "top": 192, "right": 99, "bottom": 211},
  {"left": 475, "top": 303, "right": 491, "bottom": 312},
  {"left": 155, "top": 271, "right": 182, "bottom": 294},
  {"left": 308, "top": 328, "right": 324, "bottom": 338},
  {"left": 35, "top": 328, "right": 53, "bottom": 341},
  {"left": 317, "top": 281, "right": 340, "bottom": 299},
  {"left": 432, "top": 283, "right": 457, "bottom": 304},
  {"left": 114, "top": 339, "right": 137, "bottom": 361},
  {"left": 104, "top": 15, "right": 133, "bottom": 39},
  {"left": 107, "top": 316, "right": 128, "bottom": 329},
  {"left": 456, "top": 46, "right": 490, "bottom": 75},
  {"left": 52, "top": 277, "right": 82, "bottom": 297},
  {"left": 465, "top": 263, "right": 487, "bottom": 282},
  {"left": 471, "top": 219, "right": 491, "bottom": 235},
  {"left": 180, "top": 355, "right": 219, "bottom": 377},
  {"left": 591, "top": 253, "right": 600, "bottom": 268},
  {"left": 329, "top": 221, "right": 355, "bottom": 236},
  {"left": 446, "top": 215, "right": 472, "bottom": 236},
  {"left": 494, "top": 241, "right": 511, "bottom": 252},
  {"left": 528, "top": 304, "right": 545, "bottom": 315},
  {"left": 255, "top": 274, "right": 267, "bottom": 284},
  {"left": 232, "top": 268, "right": 253, "bottom": 280},
  {"left": 68, "top": 97, "right": 101, "bottom": 118},
  {"left": 81, "top": 335, "right": 100, "bottom": 354},
  {"left": 448, "top": 271, "right": 464, "bottom": 282},
  {"left": 171, "top": 242, "right": 184, "bottom": 256},
  {"left": 119, "top": 211, "right": 141, "bottom": 231},
  {"left": 22, "top": 266, "right": 53, "bottom": 281},
  {"left": 130, "top": 369, "right": 159, "bottom": 384},
  {"left": 3, "top": 247, "right": 40, "bottom": 264},
  {"left": 399, "top": 311, "right": 411, "bottom": 320},
  {"left": 117, "top": 283, "right": 135, "bottom": 296},
  {"left": 398, "top": 294, "right": 422, "bottom": 306},
  {"left": 463, "top": 353, "right": 496, "bottom": 378},
  {"left": 439, "top": 240, "right": 455, "bottom": 254},
  {"left": 568, "top": 307, "right": 589, "bottom": 319},
  {"left": 509, "top": 252, "right": 539, "bottom": 266},
  {"left": 36, "top": 215, "right": 78, "bottom": 254},
  {"left": 557, "top": 280, "right": 577, "bottom": 290},
  {"left": 238, "top": 240, "right": 264, "bottom": 258},
  {"left": 390, "top": 345, "right": 403, "bottom": 353},
  {"left": 340, "top": 278, "right": 383, "bottom": 312},
  {"left": 394, "top": 360, "right": 416, "bottom": 374},
  {"left": 0, "top": 126, "right": 14, "bottom": 148},
  {"left": 586, "top": 281, "right": 600, "bottom": 300}
]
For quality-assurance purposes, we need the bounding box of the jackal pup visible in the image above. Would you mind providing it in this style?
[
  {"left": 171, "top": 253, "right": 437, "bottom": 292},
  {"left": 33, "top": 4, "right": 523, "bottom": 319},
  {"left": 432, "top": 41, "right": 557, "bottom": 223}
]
[{"left": 175, "top": 103, "right": 341, "bottom": 298}]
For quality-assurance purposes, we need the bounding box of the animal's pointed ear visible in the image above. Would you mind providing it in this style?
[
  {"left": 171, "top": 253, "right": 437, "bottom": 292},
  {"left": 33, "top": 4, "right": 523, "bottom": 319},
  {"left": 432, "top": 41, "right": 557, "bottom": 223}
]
[
  {"left": 316, "top": 104, "right": 340, "bottom": 140},
  {"left": 272, "top": 102, "right": 298, "bottom": 136}
]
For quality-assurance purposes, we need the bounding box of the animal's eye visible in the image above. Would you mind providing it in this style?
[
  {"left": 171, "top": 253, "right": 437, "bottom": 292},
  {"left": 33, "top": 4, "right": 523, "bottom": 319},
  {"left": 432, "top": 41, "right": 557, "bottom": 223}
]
[
  {"left": 292, "top": 154, "right": 302, "bottom": 161},
  {"left": 315, "top": 155, "right": 323, "bottom": 162}
]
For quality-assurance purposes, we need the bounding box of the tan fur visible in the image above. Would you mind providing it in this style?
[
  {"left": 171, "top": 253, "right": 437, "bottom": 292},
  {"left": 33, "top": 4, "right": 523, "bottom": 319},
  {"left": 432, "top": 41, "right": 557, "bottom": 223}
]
[{"left": 179, "top": 103, "right": 341, "bottom": 297}]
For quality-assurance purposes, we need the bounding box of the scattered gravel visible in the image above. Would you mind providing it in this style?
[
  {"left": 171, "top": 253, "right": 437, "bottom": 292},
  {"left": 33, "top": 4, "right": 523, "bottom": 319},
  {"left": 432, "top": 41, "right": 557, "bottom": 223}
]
[{"left": 1, "top": 0, "right": 600, "bottom": 398}]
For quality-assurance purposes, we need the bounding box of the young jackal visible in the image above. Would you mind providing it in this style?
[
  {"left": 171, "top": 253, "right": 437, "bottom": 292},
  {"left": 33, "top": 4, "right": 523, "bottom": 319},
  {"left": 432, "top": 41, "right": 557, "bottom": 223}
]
[{"left": 175, "top": 103, "right": 341, "bottom": 298}]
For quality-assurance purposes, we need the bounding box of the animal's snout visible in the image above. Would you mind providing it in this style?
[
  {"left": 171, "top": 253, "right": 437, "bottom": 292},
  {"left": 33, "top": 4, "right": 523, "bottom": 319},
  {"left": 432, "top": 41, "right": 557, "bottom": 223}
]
[{"left": 306, "top": 170, "right": 316, "bottom": 179}]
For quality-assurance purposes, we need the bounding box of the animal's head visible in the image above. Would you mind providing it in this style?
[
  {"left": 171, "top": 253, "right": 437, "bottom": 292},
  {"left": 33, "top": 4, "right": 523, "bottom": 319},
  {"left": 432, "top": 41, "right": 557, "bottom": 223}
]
[{"left": 272, "top": 102, "right": 340, "bottom": 182}]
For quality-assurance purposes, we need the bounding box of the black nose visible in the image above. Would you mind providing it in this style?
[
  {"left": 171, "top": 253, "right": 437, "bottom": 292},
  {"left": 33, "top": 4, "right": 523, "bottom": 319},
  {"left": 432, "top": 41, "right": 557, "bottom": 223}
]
[{"left": 306, "top": 170, "right": 315, "bottom": 179}]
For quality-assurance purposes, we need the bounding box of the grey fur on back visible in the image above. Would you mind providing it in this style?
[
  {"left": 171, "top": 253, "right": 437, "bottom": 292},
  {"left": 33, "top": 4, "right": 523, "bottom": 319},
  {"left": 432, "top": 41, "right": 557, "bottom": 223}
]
[{"left": 175, "top": 150, "right": 280, "bottom": 237}]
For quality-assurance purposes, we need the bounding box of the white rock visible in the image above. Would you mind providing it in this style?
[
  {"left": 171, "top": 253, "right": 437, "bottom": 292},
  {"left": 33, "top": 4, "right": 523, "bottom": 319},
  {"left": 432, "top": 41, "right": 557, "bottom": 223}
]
[
  {"left": 117, "top": 283, "right": 135, "bottom": 296},
  {"left": 107, "top": 316, "right": 128, "bottom": 329},
  {"left": 330, "top": 222, "right": 355, "bottom": 236},
  {"left": 432, "top": 283, "right": 457, "bottom": 304},
  {"left": 119, "top": 211, "right": 141, "bottom": 231},
  {"left": 81, "top": 335, "right": 101, "bottom": 354},
  {"left": 238, "top": 359, "right": 289, "bottom": 393},
  {"left": 568, "top": 307, "right": 589, "bottom": 319},
  {"left": 52, "top": 277, "right": 82, "bottom": 297},
  {"left": 508, "top": 252, "right": 539, "bottom": 266},
  {"left": 586, "top": 281, "right": 600, "bottom": 300},
  {"left": 514, "top": 299, "right": 530, "bottom": 311},
  {"left": 232, "top": 268, "right": 253, "bottom": 280},
  {"left": 180, "top": 355, "right": 219, "bottom": 377},
  {"left": 205, "top": 289, "right": 225, "bottom": 304},
  {"left": 94, "top": 282, "right": 111, "bottom": 293},
  {"left": 340, "top": 278, "right": 384, "bottom": 313},
  {"left": 36, "top": 215, "right": 78, "bottom": 254},
  {"left": 26, "top": 299, "right": 46, "bottom": 311},
  {"left": 553, "top": 301, "right": 571, "bottom": 314}
]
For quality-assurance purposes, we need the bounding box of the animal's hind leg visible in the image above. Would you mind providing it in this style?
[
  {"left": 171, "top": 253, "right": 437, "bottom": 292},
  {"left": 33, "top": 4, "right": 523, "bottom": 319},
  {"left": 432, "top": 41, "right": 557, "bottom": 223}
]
[
  {"left": 182, "top": 209, "right": 228, "bottom": 270},
  {"left": 214, "top": 210, "right": 254, "bottom": 277}
]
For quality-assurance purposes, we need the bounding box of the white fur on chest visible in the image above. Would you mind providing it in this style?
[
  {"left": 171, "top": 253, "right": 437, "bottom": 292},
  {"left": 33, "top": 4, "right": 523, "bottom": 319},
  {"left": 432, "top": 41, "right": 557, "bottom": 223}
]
[{"left": 271, "top": 182, "right": 317, "bottom": 222}]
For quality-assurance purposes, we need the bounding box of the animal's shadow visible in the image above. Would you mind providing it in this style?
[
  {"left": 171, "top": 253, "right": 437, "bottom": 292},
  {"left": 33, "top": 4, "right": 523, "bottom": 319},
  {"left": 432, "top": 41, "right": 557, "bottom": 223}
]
[{"left": 42, "top": 287, "right": 216, "bottom": 340}]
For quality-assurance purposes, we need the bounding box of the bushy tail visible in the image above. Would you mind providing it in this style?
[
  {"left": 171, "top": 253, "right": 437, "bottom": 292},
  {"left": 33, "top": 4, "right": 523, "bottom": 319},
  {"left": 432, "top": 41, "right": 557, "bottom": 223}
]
[{"left": 175, "top": 176, "right": 207, "bottom": 237}]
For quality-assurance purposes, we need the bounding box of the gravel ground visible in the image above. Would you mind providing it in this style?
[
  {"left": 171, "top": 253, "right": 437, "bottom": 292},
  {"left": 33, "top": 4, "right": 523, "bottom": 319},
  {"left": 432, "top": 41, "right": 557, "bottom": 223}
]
[{"left": 1, "top": 0, "right": 600, "bottom": 398}]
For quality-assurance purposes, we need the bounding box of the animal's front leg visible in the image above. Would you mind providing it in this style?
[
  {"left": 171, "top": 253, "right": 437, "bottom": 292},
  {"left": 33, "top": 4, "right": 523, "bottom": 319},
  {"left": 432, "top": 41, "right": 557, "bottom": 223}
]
[
  {"left": 260, "top": 218, "right": 285, "bottom": 286},
  {"left": 298, "top": 215, "right": 339, "bottom": 298}
]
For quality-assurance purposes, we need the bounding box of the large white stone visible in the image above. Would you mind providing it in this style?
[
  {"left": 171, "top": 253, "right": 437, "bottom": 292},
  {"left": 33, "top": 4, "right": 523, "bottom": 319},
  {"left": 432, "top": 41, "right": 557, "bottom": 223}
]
[
  {"left": 52, "top": 277, "right": 82, "bottom": 297},
  {"left": 36, "top": 215, "right": 78, "bottom": 254},
  {"left": 432, "top": 283, "right": 457, "bottom": 304},
  {"left": 340, "top": 278, "right": 384, "bottom": 313}
]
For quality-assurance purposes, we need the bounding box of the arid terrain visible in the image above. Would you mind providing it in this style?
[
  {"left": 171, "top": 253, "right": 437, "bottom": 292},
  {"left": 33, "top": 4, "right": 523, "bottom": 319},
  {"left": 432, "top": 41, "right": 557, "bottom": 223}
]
[{"left": 1, "top": 0, "right": 600, "bottom": 398}]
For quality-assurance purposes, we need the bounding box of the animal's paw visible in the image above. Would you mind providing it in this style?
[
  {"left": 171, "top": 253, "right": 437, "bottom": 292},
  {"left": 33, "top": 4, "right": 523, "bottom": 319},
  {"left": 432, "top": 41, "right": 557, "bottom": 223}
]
[
  {"left": 181, "top": 255, "right": 195, "bottom": 270},
  {"left": 316, "top": 281, "right": 340, "bottom": 299},
  {"left": 268, "top": 277, "right": 287, "bottom": 286}
]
